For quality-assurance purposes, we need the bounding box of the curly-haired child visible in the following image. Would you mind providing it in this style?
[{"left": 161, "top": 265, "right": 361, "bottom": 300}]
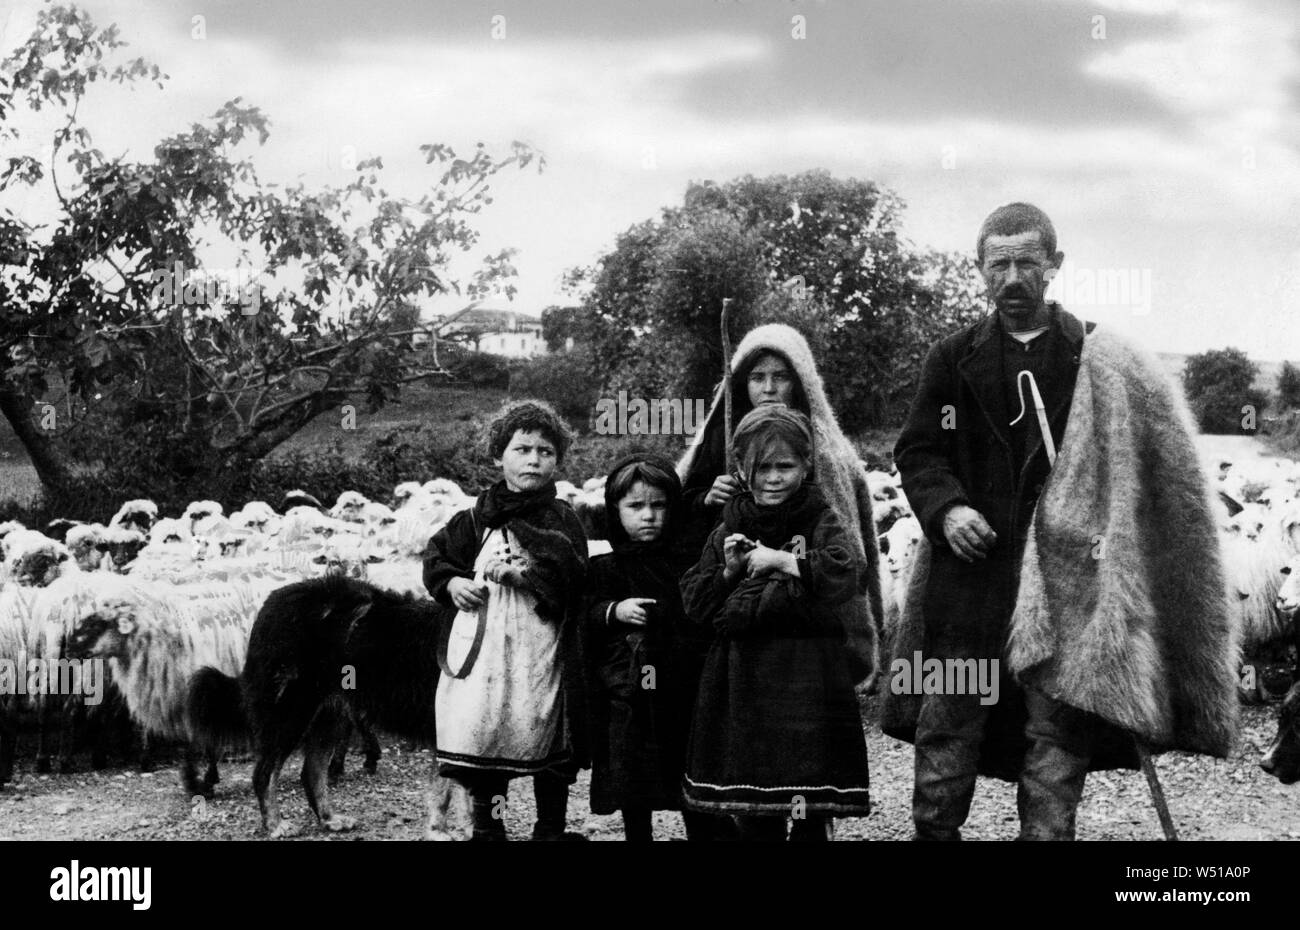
[{"left": 423, "top": 399, "right": 589, "bottom": 841}]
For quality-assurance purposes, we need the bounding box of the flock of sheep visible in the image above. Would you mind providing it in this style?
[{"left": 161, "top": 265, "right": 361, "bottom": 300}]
[{"left": 0, "top": 455, "right": 1297, "bottom": 793}]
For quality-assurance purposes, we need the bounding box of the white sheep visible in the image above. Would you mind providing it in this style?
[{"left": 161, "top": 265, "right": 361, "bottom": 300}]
[
  {"left": 102, "top": 526, "right": 147, "bottom": 574},
  {"left": 2, "top": 531, "right": 75, "bottom": 588},
  {"left": 109, "top": 499, "right": 158, "bottom": 535},
  {"left": 865, "top": 469, "right": 902, "bottom": 502},
  {"left": 422, "top": 478, "right": 465, "bottom": 499},
  {"left": 330, "top": 490, "right": 371, "bottom": 524},
  {"left": 149, "top": 518, "right": 190, "bottom": 545},
  {"left": 1221, "top": 534, "right": 1293, "bottom": 651},
  {"left": 878, "top": 515, "right": 922, "bottom": 641},
  {"left": 1277, "top": 556, "right": 1300, "bottom": 617},
  {"left": 231, "top": 502, "right": 280, "bottom": 535},
  {"left": 392, "top": 481, "right": 426, "bottom": 509},
  {"left": 184, "top": 500, "right": 224, "bottom": 529},
  {"left": 65, "top": 523, "right": 108, "bottom": 573}
]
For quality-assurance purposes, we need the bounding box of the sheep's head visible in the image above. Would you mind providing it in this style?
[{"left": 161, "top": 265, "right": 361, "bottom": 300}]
[
  {"left": 332, "top": 491, "right": 370, "bottom": 523},
  {"left": 0, "top": 520, "right": 25, "bottom": 544},
  {"left": 113, "top": 499, "right": 158, "bottom": 535},
  {"left": 149, "top": 518, "right": 189, "bottom": 546},
  {"left": 1278, "top": 557, "right": 1300, "bottom": 617},
  {"left": 185, "top": 500, "right": 223, "bottom": 526},
  {"left": 4, "top": 532, "right": 73, "bottom": 587},
  {"left": 67, "top": 524, "right": 108, "bottom": 572},
  {"left": 65, "top": 604, "right": 136, "bottom": 660},
  {"left": 1225, "top": 504, "right": 1268, "bottom": 541},
  {"left": 880, "top": 517, "right": 922, "bottom": 577},
  {"left": 391, "top": 482, "right": 422, "bottom": 509},
  {"left": 104, "top": 528, "right": 147, "bottom": 572}
]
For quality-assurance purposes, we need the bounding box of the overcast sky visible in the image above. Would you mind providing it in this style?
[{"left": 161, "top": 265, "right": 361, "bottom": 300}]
[{"left": 3, "top": 0, "right": 1297, "bottom": 360}]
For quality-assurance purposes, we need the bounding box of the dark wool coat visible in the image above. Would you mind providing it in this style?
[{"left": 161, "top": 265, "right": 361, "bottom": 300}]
[
  {"left": 681, "top": 485, "right": 871, "bottom": 815},
  {"left": 423, "top": 497, "right": 591, "bottom": 772},
  {"left": 880, "top": 304, "right": 1143, "bottom": 779},
  {"left": 583, "top": 454, "right": 702, "bottom": 814}
]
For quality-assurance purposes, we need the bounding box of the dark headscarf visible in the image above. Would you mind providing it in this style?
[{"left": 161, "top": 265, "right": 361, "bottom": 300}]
[{"left": 602, "top": 452, "right": 684, "bottom": 557}]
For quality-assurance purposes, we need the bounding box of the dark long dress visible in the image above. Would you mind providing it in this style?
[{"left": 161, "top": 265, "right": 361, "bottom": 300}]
[
  {"left": 584, "top": 547, "right": 698, "bottom": 813},
  {"left": 583, "top": 453, "right": 706, "bottom": 815},
  {"left": 680, "top": 484, "right": 872, "bottom": 816}
]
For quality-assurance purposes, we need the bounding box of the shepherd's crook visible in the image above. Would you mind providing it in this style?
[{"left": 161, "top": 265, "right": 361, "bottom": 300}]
[
  {"left": 1033, "top": 391, "right": 1178, "bottom": 841},
  {"left": 721, "top": 297, "right": 736, "bottom": 475}
]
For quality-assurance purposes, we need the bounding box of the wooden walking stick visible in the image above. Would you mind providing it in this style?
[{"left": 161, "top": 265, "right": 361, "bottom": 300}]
[
  {"left": 721, "top": 297, "right": 736, "bottom": 475},
  {"left": 1135, "top": 741, "right": 1179, "bottom": 841},
  {"left": 1020, "top": 370, "right": 1178, "bottom": 841}
]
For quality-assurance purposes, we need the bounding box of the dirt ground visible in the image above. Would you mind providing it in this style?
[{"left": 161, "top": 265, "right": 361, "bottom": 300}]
[{"left": 1, "top": 695, "right": 1295, "bottom": 842}]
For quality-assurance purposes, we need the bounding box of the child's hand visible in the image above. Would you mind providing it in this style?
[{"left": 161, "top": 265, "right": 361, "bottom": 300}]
[
  {"left": 484, "top": 555, "right": 531, "bottom": 589},
  {"left": 723, "top": 533, "right": 755, "bottom": 579},
  {"left": 747, "top": 546, "right": 798, "bottom": 579},
  {"left": 614, "top": 598, "right": 656, "bottom": 626},
  {"left": 447, "top": 576, "right": 489, "bottom": 611}
]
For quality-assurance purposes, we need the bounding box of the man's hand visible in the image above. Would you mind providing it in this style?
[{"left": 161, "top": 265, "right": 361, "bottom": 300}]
[
  {"left": 705, "top": 474, "right": 743, "bottom": 507},
  {"left": 614, "top": 598, "right": 656, "bottom": 626},
  {"left": 942, "top": 505, "right": 997, "bottom": 563},
  {"left": 447, "top": 576, "right": 489, "bottom": 611}
]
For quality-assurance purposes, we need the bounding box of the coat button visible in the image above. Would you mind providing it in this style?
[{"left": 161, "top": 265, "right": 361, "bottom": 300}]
[{"left": 1033, "top": 483, "right": 1043, "bottom": 494}]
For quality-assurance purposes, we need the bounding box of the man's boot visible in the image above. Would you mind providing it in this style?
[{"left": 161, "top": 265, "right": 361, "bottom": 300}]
[
  {"left": 912, "top": 693, "right": 990, "bottom": 840},
  {"left": 1017, "top": 688, "right": 1093, "bottom": 841}
]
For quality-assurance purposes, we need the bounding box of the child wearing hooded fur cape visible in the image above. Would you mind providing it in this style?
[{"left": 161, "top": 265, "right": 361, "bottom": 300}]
[
  {"left": 676, "top": 324, "right": 883, "bottom": 688},
  {"left": 681, "top": 405, "right": 872, "bottom": 840},
  {"left": 583, "top": 453, "right": 734, "bottom": 841}
]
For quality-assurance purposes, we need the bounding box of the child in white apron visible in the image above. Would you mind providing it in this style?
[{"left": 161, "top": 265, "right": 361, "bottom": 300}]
[{"left": 423, "top": 400, "right": 589, "bottom": 840}]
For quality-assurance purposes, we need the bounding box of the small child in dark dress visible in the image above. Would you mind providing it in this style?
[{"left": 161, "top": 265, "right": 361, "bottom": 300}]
[{"left": 584, "top": 453, "right": 730, "bottom": 841}]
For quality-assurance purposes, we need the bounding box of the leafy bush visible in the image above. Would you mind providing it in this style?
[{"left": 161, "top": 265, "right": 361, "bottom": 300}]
[
  {"left": 1278, "top": 361, "right": 1300, "bottom": 410},
  {"left": 508, "top": 348, "right": 603, "bottom": 429},
  {"left": 1183, "top": 349, "right": 1268, "bottom": 434},
  {"left": 443, "top": 346, "right": 511, "bottom": 389}
]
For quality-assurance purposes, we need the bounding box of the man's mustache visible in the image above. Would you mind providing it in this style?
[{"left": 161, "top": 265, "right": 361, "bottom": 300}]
[{"left": 998, "top": 286, "right": 1033, "bottom": 302}]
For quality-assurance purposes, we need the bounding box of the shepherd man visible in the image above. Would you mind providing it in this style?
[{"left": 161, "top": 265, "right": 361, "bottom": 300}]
[{"left": 882, "top": 202, "right": 1239, "bottom": 840}]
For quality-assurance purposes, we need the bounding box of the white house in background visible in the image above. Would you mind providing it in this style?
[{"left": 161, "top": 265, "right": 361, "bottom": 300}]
[{"left": 423, "top": 306, "right": 547, "bottom": 358}]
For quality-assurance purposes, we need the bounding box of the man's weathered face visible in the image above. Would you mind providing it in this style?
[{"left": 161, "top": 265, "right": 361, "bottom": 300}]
[{"left": 979, "top": 231, "right": 1063, "bottom": 320}]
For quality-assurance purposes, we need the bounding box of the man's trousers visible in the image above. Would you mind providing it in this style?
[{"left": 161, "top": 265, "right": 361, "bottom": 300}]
[{"left": 912, "top": 686, "right": 1100, "bottom": 840}]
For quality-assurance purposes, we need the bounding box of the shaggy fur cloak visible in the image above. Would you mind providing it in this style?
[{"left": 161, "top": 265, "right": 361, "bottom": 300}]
[
  {"left": 1004, "top": 327, "right": 1239, "bottom": 757},
  {"left": 676, "top": 323, "right": 883, "bottom": 685},
  {"left": 890, "top": 326, "right": 1238, "bottom": 762}
]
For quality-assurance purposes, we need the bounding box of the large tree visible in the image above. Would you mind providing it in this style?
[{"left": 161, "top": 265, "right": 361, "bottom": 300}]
[
  {"left": 565, "top": 171, "right": 982, "bottom": 431},
  {"left": 1, "top": 4, "right": 537, "bottom": 510}
]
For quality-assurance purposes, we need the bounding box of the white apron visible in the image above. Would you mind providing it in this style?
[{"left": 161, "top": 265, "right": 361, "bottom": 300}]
[{"left": 434, "top": 526, "right": 568, "bottom": 774}]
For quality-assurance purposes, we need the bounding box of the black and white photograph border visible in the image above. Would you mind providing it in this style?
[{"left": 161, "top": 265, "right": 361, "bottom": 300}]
[{"left": 0, "top": 0, "right": 1297, "bottom": 856}]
